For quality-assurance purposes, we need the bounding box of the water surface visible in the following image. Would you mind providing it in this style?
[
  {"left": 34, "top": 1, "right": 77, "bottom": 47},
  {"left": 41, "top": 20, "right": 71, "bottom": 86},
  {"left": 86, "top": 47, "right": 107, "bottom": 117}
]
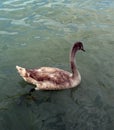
[{"left": 0, "top": 0, "right": 114, "bottom": 130}]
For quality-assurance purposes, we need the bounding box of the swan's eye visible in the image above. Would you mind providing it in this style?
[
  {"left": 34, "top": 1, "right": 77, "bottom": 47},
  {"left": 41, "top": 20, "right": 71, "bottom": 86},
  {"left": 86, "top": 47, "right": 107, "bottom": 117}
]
[{"left": 79, "top": 45, "right": 82, "bottom": 50}]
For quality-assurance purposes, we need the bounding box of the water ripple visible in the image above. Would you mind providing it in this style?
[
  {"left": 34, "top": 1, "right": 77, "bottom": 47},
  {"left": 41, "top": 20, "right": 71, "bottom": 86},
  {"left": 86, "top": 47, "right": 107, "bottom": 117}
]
[
  {"left": 0, "top": 31, "right": 18, "bottom": 35},
  {"left": 3, "top": 0, "right": 37, "bottom": 7},
  {"left": 11, "top": 19, "right": 30, "bottom": 26},
  {"left": 0, "top": 7, "right": 24, "bottom": 11}
]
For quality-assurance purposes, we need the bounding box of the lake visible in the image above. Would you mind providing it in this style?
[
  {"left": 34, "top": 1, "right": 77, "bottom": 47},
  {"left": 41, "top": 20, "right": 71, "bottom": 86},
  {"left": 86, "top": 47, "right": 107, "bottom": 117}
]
[{"left": 0, "top": 0, "right": 114, "bottom": 130}]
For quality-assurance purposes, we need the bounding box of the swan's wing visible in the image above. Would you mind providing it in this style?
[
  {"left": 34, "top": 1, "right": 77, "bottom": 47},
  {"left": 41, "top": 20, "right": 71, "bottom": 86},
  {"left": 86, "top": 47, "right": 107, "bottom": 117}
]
[{"left": 27, "top": 67, "right": 72, "bottom": 85}]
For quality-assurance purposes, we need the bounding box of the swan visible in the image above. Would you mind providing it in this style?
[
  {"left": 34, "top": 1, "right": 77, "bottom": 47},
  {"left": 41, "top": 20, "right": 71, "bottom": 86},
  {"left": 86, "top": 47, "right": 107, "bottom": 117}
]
[{"left": 16, "top": 41, "right": 85, "bottom": 94}]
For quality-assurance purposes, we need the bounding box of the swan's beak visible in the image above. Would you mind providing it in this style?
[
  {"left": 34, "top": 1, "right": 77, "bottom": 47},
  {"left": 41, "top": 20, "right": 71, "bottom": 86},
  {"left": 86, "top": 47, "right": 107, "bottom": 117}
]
[{"left": 82, "top": 48, "right": 85, "bottom": 52}]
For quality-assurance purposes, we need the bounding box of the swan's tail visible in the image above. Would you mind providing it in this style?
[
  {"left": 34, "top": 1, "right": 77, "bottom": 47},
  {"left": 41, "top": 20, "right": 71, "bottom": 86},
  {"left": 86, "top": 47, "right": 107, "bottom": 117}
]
[
  {"left": 16, "top": 65, "right": 38, "bottom": 86},
  {"left": 16, "top": 65, "right": 28, "bottom": 77}
]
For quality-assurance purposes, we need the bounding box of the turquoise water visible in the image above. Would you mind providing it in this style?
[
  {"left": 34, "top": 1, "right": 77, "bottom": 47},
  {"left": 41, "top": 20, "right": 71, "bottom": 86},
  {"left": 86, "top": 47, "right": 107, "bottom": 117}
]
[{"left": 0, "top": 0, "right": 114, "bottom": 130}]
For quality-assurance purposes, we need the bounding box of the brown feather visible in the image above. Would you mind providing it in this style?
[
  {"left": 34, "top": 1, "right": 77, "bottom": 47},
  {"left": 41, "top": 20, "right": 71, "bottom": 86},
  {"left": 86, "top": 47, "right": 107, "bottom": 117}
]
[{"left": 27, "top": 67, "right": 72, "bottom": 88}]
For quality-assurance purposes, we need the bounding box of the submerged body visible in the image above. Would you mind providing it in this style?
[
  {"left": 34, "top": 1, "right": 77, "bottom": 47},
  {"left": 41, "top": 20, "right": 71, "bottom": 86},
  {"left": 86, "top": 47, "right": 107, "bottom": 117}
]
[{"left": 16, "top": 41, "right": 85, "bottom": 91}]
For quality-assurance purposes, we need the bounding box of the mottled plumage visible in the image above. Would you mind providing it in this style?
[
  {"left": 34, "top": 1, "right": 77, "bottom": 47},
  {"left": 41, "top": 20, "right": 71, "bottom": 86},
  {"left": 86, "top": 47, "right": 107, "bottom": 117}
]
[{"left": 16, "top": 41, "right": 85, "bottom": 91}]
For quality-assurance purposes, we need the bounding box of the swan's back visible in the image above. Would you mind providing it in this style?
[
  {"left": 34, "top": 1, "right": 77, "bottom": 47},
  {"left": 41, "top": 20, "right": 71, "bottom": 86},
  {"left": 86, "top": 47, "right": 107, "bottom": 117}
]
[{"left": 27, "top": 67, "right": 72, "bottom": 90}]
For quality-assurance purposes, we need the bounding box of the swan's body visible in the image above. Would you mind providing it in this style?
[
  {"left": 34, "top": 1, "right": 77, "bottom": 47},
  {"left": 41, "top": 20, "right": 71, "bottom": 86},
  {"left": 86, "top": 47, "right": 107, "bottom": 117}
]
[
  {"left": 16, "top": 66, "right": 81, "bottom": 90},
  {"left": 16, "top": 42, "right": 85, "bottom": 91}
]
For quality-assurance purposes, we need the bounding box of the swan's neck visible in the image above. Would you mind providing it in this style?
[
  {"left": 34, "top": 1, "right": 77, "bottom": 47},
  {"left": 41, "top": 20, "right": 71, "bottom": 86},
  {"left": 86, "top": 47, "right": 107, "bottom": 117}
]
[{"left": 70, "top": 46, "right": 79, "bottom": 78}]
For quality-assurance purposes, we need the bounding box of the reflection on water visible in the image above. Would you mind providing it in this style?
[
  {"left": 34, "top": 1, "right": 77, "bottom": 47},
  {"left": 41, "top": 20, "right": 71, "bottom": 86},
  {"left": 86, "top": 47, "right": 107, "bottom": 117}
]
[{"left": 0, "top": 0, "right": 114, "bottom": 130}]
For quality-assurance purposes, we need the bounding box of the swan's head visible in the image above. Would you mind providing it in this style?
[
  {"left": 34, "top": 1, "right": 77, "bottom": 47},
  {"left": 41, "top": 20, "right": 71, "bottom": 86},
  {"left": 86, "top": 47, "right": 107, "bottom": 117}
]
[{"left": 74, "top": 41, "right": 85, "bottom": 52}]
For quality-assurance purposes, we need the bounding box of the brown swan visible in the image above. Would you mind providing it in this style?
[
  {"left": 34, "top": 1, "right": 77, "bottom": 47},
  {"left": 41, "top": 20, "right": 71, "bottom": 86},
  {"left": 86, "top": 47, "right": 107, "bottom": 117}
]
[{"left": 16, "top": 41, "right": 85, "bottom": 93}]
